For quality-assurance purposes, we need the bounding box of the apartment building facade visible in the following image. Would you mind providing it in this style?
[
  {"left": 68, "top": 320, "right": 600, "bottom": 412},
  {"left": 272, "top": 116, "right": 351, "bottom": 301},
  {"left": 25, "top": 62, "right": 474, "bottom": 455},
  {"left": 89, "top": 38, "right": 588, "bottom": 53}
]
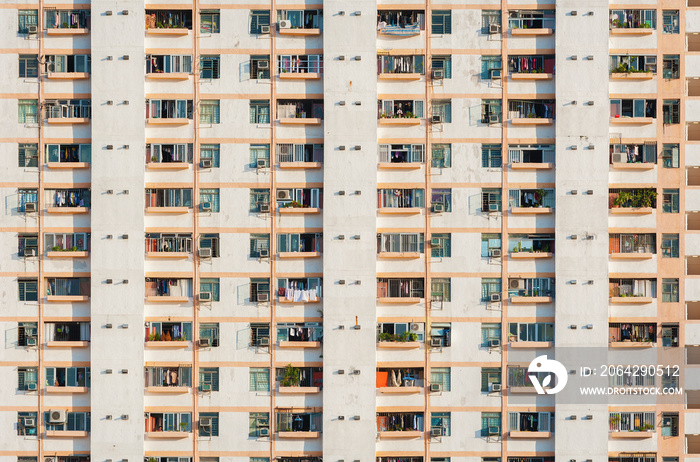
[{"left": 1, "top": 1, "right": 698, "bottom": 462}]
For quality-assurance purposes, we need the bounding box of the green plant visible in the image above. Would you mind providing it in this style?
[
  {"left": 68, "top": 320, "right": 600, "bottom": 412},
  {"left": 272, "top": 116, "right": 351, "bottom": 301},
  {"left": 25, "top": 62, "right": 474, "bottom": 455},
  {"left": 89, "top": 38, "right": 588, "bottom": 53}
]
[
  {"left": 151, "top": 155, "right": 157, "bottom": 162},
  {"left": 52, "top": 246, "right": 60, "bottom": 251},
  {"left": 610, "top": 414, "right": 621, "bottom": 426},
  {"left": 378, "top": 332, "right": 393, "bottom": 342},
  {"left": 71, "top": 246, "right": 77, "bottom": 251},
  {"left": 62, "top": 22, "right": 69, "bottom": 28},
  {"left": 281, "top": 364, "right": 301, "bottom": 387},
  {"left": 179, "top": 421, "right": 188, "bottom": 431},
  {"left": 148, "top": 333, "right": 156, "bottom": 341}
]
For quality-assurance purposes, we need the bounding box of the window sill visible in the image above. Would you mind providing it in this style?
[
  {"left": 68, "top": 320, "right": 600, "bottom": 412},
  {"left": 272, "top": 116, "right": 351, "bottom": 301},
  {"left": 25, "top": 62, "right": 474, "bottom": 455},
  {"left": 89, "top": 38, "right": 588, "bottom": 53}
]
[
  {"left": 146, "top": 28, "right": 189, "bottom": 36},
  {"left": 510, "top": 296, "right": 553, "bottom": 304},
  {"left": 147, "top": 118, "right": 191, "bottom": 126},
  {"left": 378, "top": 386, "right": 421, "bottom": 394},
  {"left": 47, "top": 72, "right": 90, "bottom": 80},
  {"left": 511, "top": 73, "right": 553, "bottom": 80},
  {"left": 279, "top": 117, "right": 322, "bottom": 125},
  {"left": 146, "top": 73, "right": 190, "bottom": 80},
  {"left": 277, "top": 296, "right": 321, "bottom": 304},
  {"left": 611, "top": 162, "right": 655, "bottom": 170},
  {"left": 46, "top": 28, "right": 89, "bottom": 35},
  {"left": 510, "top": 252, "right": 552, "bottom": 259},
  {"left": 46, "top": 295, "right": 89, "bottom": 302},
  {"left": 279, "top": 162, "right": 322, "bottom": 169},
  {"left": 509, "top": 341, "right": 553, "bottom": 349},
  {"left": 609, "top": 296, "right": 653, "bottom": 304},
  {"left": 378, "top": 118, "right": 421, "bottom": 126},
  {"left": 278, "top": 386, "right": 321, "bottom": 394},
  {"left": 47, "top": 118, "right": 90, "bottom": 125},
  {"left": 278, "top": 340, "right": 321, "bottom": 348},
  {"left": 377, "top": 252, "right": 421, "bottom": 259},
  {"left": 509, "top": 431, "right": 551, "bottom": 439},
  {"left": 46, "top": 340, "right": 89, "bottom": 348},
  {"left": 278, "top": 207, "right": 321, "bottom": 214},
  {"left": 145, "top": 296, "right": 190, "bottom": 303},
  {"left": 145, "top": 431, "right": 190, "bottom": 439},
  {"left": 610, "top": 117, "right": 654, "bottom": 125},
  {"left": 610, "top": 28, "right": 654, "bottom": 35},
  {"left": 277, "top": 431, "right": 320, "bottom": 438},
  {"left": 610, "top": 72, "right": 654, "bottom": 80},
  {"left": 279, "top": 72, "right": 321, "bottom": 80},
  {"left": 46, "top": 207, "right": 89, "bottom": 214},
  {"left": 511, "top": 207, "right": 553, "bottom": 215},
  {"left": 45, "top": 386, "right": 88, "bottom": 394},
  {"left": 377, "top": 341, "right": 421, "bottom": 349},
  {"left": 610, "top": 431, "right": 654, "bottom": 439},
  {"left": 146, "top": 162, "right": 190, "bottom": 170},
  {"left": 278, "top": 251, "right": 321, "bottom": 259},
  {"left": 511, "top": 118, "right": 554, "bottom": 126},
  {"left": 278, "top": 28, "right": 321, "bottom": 36},
  {"left": 47, "top": 162, "right": 90, "bottom": 169},
  {"left": 378, "top": 430, "right": 422, "bottom": 439},
  {"left": 46, "top": 251, "right": 89, "bottom": 258},
  {"left": 377, "top": 297, "right": 421, "bottom": 304},
  {"left": 146, "top": 251, "right": 190, "bottom": 259},
  {"left": 46, "top": 430, "right": 89, "bottom": 438},
  {"left": 610, "top": 341, "right": 655, "bottom": 348},
  {"left": 510, "top": 28, "right": 553, "bottom": 36},
  {"left": 610, "top": 252, "right": 653, "bottom": 260},
  {"left": 378, "top": 207, "right": 422, "bottom": 215},
  {"left": 378, "top": 73, "right": 422, "bottom": 81},
  {"left": 145, "top": 206, "right": 190, "bottom": 214},
  {"left": 510, "top": 162, "right": 553, "bottom": 170},
  {"left": 610, "top": 207, "right": 654, "bottom": 215},
  {"left": 378, "top": 162, "right": 422, "bottom": 170},
  {"left": 145, "top": 341, "right": 190, "bottom": 348},
  {"left": 147, "top": 386, "right": 191, "bottom": 394}
]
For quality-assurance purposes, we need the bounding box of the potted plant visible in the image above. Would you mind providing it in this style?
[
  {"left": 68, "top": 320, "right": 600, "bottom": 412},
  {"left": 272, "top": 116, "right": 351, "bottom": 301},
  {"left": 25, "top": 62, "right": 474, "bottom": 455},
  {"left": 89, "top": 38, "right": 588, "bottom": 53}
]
[
  {"left": 179, "top": 421, "right": 189, "bottom": 431},
  {"left": 281, "top": 364, "right": 301, "bottom": 387},
  {"left": 609, "top": 414, "right": 621, "bottom": 429}
]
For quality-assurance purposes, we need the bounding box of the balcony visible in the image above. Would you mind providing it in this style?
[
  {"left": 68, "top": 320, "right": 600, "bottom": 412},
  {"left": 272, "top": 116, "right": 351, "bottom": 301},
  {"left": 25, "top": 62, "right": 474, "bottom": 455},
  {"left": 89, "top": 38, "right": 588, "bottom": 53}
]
[
  {"left": 145, "top": 234, "right": 191, "bottom": 259},
  {"left": 45, "top": 321, "right": 90, "bottom": 347},
  {"left": 277, "top": 143, "right": 323, "bottom": 168},
  {"left": 45, "top": 102, "right": 91, "bottom": 124},
  {"left": 145, "top": 10, "right": 192, "bottom": 35},
  {"left": 509, "top": 188, "right": 554, "bottom": 214},
  {"left": 277, "top": 323, "right": 322, "bottom": 348},
  {"left": 509, "top": 145, "right": 555, "bottom": 169},
  {"left": 146, "top": 412, "right": 192, "bottom": 437},
  {"left": 44, "top": 9, "right": 90, "bottom": 34},
  {"left": 377, "top": 278, "right": 423, "bottom": 304},
  {"left": 46, "top": 278, "right": 90, "bottom": 302},
  {"left": 145, "top": 188, "right": 193, "bottom": 214},
  {"left": 277, "top": 279, "right": 321, "bottom": 304},
  {"left": 377, "top": 11, "right": 424, "bottom": 37},
  {"left": 610, "top": 99, "right": 656, "bottom": 124},
  {"left": 278, "top": 55, "right": 323, "bottom": 79},
  {"left": 610, "top": 144, "right": 656, "bottom": 169},
  {"left": 277, "top": 365, "right": 322, "bottom": 393},
  {"left": 609, "top": 233, "right": 655, "bottom": 260},
  {"left": 609, "top": 189, "right": 657, "bottom": 214},
  {"left": 508, "top": 100, "right": 555, "bottom": 125},
  {"left": 276, "top": 410, "right": 321, "bottom": 438},
  {"left": 509, "top": 234, "right": 554, "bottom": 258},
  {"left": 146, "top": 99, "right": 193, "bottom": 125},
  {"left": 609, "top": 278, "right": 655, "bottom": 304},
  {"left": 377, "top": 412, "right": 423, "bottom": 438},
  {"left": 276, "top": 188, "right": 321, "bottom": 213},
  {"left": 508, "top": 11, "right": 555, "bottom": 35},
  {"left": 508, "top": 278, "right": 554, "bottom": 303},
  {"left": 277, "top": 9, "right": 321, "bottom": 35},
  {"left": 378, "top": 55, "right": 424, "bottom": 81},
  {"left": 609, "top": 412, "right": 655, "bottom": 437},
  {"left": 609, "top": 322, "right": 656, "bottom": 347},
  {"left": 146, "top": 365, "right": 192, "bottom": 391},
  {"left": 377, "top": 188, "right": 424, "bottom": 215},
  {"left": 609, "top": 10, "right": 655, "bottom": 34},
  {"left": 377, "top": 368, "right": 423, "bottom": 393},
  {"left": 277, "top": 100, "right": 323, "bottom": 125},
  {"left": 145, "top": 278, "right": 192, "bottom": 303},
  {"left": 508, "top": 55, "right": 555, "bottom": 80}
]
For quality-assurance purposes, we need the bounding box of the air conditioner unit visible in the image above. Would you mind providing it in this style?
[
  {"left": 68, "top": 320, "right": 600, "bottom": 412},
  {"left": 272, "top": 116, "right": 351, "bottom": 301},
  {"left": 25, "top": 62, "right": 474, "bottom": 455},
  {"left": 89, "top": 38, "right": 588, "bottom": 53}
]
[
  {"left": 201, "top": 202, "right": 212, "bottom": 212},
  {"left": 489, "top": 249, "right": 501, "bottom": 258},
  {"left": 509, "top": 279, "right": 526, "bottom": 290},
  {"left": 257, "top": 293, "right": 269, "bottom": 302},
  {"left": 277, "top": 189, "right": 291, "bottom": 200},
  {"left": 431, "top": 427, "right": 444, "bottom": 437},
  {"left": 488, "top": 203, "right": 500, "bottom": 212},
  {"left": 26, "top": 337, "right": 37, "bottom": 346},
  {"left": 27, "top": 25, "right": 38, "bottom": 34},
  {"left": 279, "top": 20, "right": 292, "bottom": 29},
  {"left": 431, "top": 114, "right": 443, "bottom": 124},
  {"left": 199, "top": 248, "right": 212, "bottom": 258},
  {"left": 612, "top": 153, "right": 624, "bottom": 163},
  {"left": 430, "top": 337, "right": 443, "bottom": 347},
  {"left": 49, "top": 409, "right": 66, "bottom": 423},
  {"left": 27, "top": 383, "right": 37, "bottom": 391},
  {"left": 201, "top": 383, "right": 212, "bottom": 392},
  {"left": 24, "top": 248, "right": 36, "bottom": 257},
  {"left": 45, "top": 457, "right": 57, "bottom": 462},
  {"left": 260, "top": 25, "right": 271, "bottom": 34},
  {"left": 24, "top": 418, "right": 36, "bottom": 427},
  {"left": 199, "top": 292, "right": 212, "bottom": 302},
  {"left": 259, "top": 204, "right": 270, "bottom": 213},
  {"left": 489, "top": 339, "right": 500, "bottom": 348},
  {"left": 201, "top": 159, "right": 213, "bottom": 168},
  {"left": 410, "top": 323, "right": 421, "bottom": 332},
  {"left": 24, "top": 202, "right": 37, "bottom": 213},
  {"left": 431, "top": 237, "right": 441, "bottom": 246},
  {"left": 200, "top": 418, "right": 212, "bottom": 427},
  {"left": 430, "top": 383, "right": 442, "bottom": 392},
  {"left": 259, "top": 428, "right": 270, "bottom": 437},
  {"left": 259, "top": 337, "right": 270, "bottom": 346},
  {"left": 490, "top": 69, "right": 502, "bottom": 79},
  {"left": 257, "top": 60, "right": 270, "bottom": 70},
  {"left": 490, "top": 293, "right": 501, "bottom": 303},
  {"left": 489, "top": 23, "right": 501, "bottom": 34},
  {"left": 488, "top": 113, "right": 500, "bottom": 124},
  {"left": 490, "top": 383, "right": 502, "bottom": 393},
  {"left": 257, "top": 158, "right": 269, "bottom": 168},
  {"left": 488, "top": 426, "right": 500, "bottom": 436},
  {"left": 432, "top": 69, "right": 444, "bottom": 80},
  {"left": 432, "top": 203, "right": 444, "bottom": 213},
  {"left": 258, "top": 248, "right": 270, "bottom": 258}
]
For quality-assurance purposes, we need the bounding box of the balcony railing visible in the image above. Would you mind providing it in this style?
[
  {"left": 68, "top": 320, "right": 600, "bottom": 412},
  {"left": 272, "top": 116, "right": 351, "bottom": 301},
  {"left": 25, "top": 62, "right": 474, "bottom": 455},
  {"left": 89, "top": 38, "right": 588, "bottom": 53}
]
[
  {"left": 609, "top": 412, "right": 655, "bottom": 432},
  {"left": 145, "top": 234, "right": 192, "bottom": 253},
  {"left": 277, "top": 100, "right": 323, "bottom": 120},
  {"left": 278, "top": 55, "right": 323, "bottom": 75},
  {"left": 146, "top": 321, "right": 192, "bottom": 342},
  {"left": 145, "top": 366, "right": 192, "bottom": 388},
  {"left": 46, "top": 102, "right": 91, "bottom": 120},
  {"left": 47, "top": 189, "right": 90, "bottom": 208},
  {"left": 509, "top": 189, "right": 555, "bottom": 209},
  {"left": 377, "top": 412, "right": 424, "bottom": 432},
  {"left": 276, "top": 366, "right": 322, "bottom": 388},
  {"left": 508, "top": 235, "right": 554, "bottom": 254},
  {"left": 376, "top": 10, "right": 425, "bottom": 36},
  {"left": 377, "top": 55, "right": 424, "bottom": 75},
  {"left": 276, "top": 143, "right": 323, "bottom": 163},
  {"left": 609, "top": 279, "right": 656, "bottom": 298},
  {"left": 377, "top": 368, "right": 424, "bottom": 388},
  {"left": 609, "top": 235, "right": 656, "bottom": 254},
  {"left": 145, "top": 413, "right": 192, "bottom": 433},
  {"left": 46, "top": 322, "right": 90, "bottom": 342},
  {"left": 145, "top": 278, "right": 193, "bottom": 298},
  {"left": 45, "top": 10, "right": 90, "bottom": 29},
  {"left": 46, "top": 278, "right": 90, "bottom": 297},
  {"left": 609, "top": 323, "right": 657, "bottom": 343},
  {"left": 378, "top": 144, "right": 425, "bottom": 164},
  {"left": 276, "top": 324, "right": 322, "bottom": 342},
  {"left": 276, "top": 411, "right": 322, "bottom": 433},
  {"left": 508, "top": 100, "right": 555, "bottom": 120},
  {"left": 377, "top": 278, "right": 424, "bottom": 299},
  {"left": 609, "top": 10, "right": 656, "bottom": 29},
  {"left": 145, "top": 10, "right": 192, "bottom": 30},
  {"left": 508, "top": 278, "right": 554, "bottom": 298},
  {"left": 507, "top": 55, "right": 555, "bottom": 74},
  {"left": 609, "top": 189, "right": 657, "bottom": 210}
]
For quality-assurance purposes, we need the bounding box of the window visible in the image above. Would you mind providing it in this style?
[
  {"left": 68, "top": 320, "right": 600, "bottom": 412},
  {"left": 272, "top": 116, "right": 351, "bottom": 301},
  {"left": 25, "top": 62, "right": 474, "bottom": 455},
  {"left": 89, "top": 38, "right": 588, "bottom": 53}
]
[
  {"left": 481, "top": 278, "right": 502, "bottom": 301},
  {"left": 431, "top": 10, "right": 451, "bottom": 34},
  {"left": 509, "top": 322, "right": 554, "bottom": 342},
  {"left": 18, "top": 234, "right": 38, "bottom": 257},
  {"left": 662, "top": 369, "right": 679, "bottom": 389},
  {"left": 18, "top": 412, "right": 37, "bottom": 435},
  {"left": 662, "top": 413, "right": 679, "bottom": 436},
  {"left": 481, "top": 99, "right": 502, "bottom": 123},
  {"left": 199, "top": 367, "right": 219, "bottom": 391},
  {"left": 18, "top": 367, "right": 38, "bottom": 390},
  {"left": 481, "top": 56, "right": 502, "bottom": 80},
  {"left": 44, "top": 411, "right": 90, "bottom": 432},
  {"left": 201, "top": 10, "right": 220, "bottom": 33},
  {"left": 508, "top": 412, "right": 553, "bottom": 432},
  {"left": 250, "top": 189, "right": 270, "bottom": 212},
  {"left": 199, "top": 280, "right": 220, "bottom": 302},
  {"left": 200, "top": 100, "right": 220, "bottom": 124},
  {"left": 430, "top": 367, "right": 451, "bottom": 391},
  {"left": 200, "top": 189, "right": 220, "bottom": 212},
  {"left": 481, "top": 323, "right": 501, "bottom": 347},
  {"left": 432, "top": 100, "right": 452, "bottom": 123},
  {"left": 481, "top": 188, "right": 502, "bottom": 212},
  {"left": 662, "top": 189, "right": 679, "bottom": 213},
  {"left": 482, "top": 144, "right": 502, "bottom": 168},
  {"left": 663, "top": 100, "right": 680, "bottom": 124},
  {"left": 481, "top": 412, "right": 501, "bottom": 437},
  {"left": 661, "top": 234, "right": 679, "bottom": 258},
  {"left": 18, "top": 279, "right": 38, "bottom": 301},
  {"left": 663, "top": 10, "right": 679, "bottom": 33},
  {"left": 46, "top": 54, "right": 91, "bottom": 73},
  {"left": 250, "top": 10, "right": 270, "bottom": 34},
  {"left": 251, "top": 55, "right": 271, "bottom": 79},
  {"left": 661, "top": 324, "right": 679, "bottom": 347},
  {"left": 249, "top": 412, "right": 270, "bottom": 436},
  {"left": 250, "top": 323, "right": 270, "bottom": 346},
  {"left": 662, "top": 143, "right": 679, "bottom": 168},
  {"left": 200, "top": 56, "right": 220, "bottom": 79},
  {"left": 18, "top": 10, "right": 38, "bottom": 33},
  {"left": 662, "top": 278, "right": 679, "bottom": 302},
  {"left": 250, "top": 144, "right": 270, "bottom": 168},
  {"left": 199, "top": 413, "right": 219, "bottom": 437},
  {"left": 250, "top": 100, "right": 270, "bottom": 123},
  {"left": 481, "top": 234, "right": 502, "bottom": 257},
  {"left": 431, "top": 233, "right": 451, "bottom": 258},
  {"left": 432, "top": 56, "right": 451, "bottom": 79},
  {"left": 431, "top": 279, "right": 451, "bottom": 302},
  {"left": 431, "top": 189, "right": 452, "bottom": 212},
  {"left": 250, "top": 234, "right": 270, "bottom": 257},
  {"left": 18, "top": 322, "right": 37, "bottom": 347},
  {"left": 18, "top": 143, "right": 38, "bottom": 168},
  {"left": 481, "top": 367, "right": 501, "bottom": 392},
  {"left": 250, "top": 278, "right": 270, "bottom": 302},
  {"left": 146, "top": 55, "right": 191, "bottom": 74},
  {"left": 200, "top": 233, "right": 220, "bottom": 257},
  {"left": 250, "top": 368, "right": 270, "bottom": 391},
  {"left": 482, "top": 10, "right": 501, "bottom": 34},
  {"left": 379, "top": 99, "right": 424, "bottom": 118},
  {"left": 663, "top": 55, "right": 680, "bottom": 79},
  {"left": 18, "top": 99, "right": 38, "bottom": 123},
  {"left": 431, "top": 412, "right": 451, "bottom": 436},
  {"left": 200, "top": 144, "right": 220, "bottom": 168},
  {"left": 18, "top": 188, "right": 37, "bottom": 213},
  {"left": 19, "top": 55, "right": 38, "bottom": 78},
  {"left": 45, "top": 367, "right": 90, "bottom": 387},
  {"left": 431, "top": 144, "right": 451, "bottom": 168}
]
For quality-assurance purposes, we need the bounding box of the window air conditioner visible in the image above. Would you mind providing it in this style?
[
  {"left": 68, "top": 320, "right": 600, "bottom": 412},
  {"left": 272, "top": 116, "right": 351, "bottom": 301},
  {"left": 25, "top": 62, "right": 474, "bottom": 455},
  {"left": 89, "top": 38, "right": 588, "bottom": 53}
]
[
  {"left": 430, "top": 383, "right": 442, "bottom": 392},
  {"left": 489, "top": 339, "right": 500, "bottom": 348},
  {"left": 201, "top": 159, "right": 213, "bottom": 168},
  {"left": 490, "top": 383, "right": 502, "bottom": 393},
  {"left": 259, "top": 428, "right": 270, "bottom": 436},
  {"left": 489, "top": 23, "right": 501, "bottom": 34},
  {"left": 257, "top": 60, "right": 270, "bottom": 70},
  {"left": 260, "top": 25, "right": 271, "bottom": 34},
  {"left": 24, "top": 418, "right": 36, "bottom": 427},
  {"left": 199, "top": 248, "right": 212, "bottom": 258},
  {"left": 257, "top": 293, "right": 269, "bottom": 302},
  {"left": 26, "top": 337, "right": 37, "bottom": 346},
  {"left": 431, "top": 427, "right": 444, "bottom": 437},
  {"left": 509, "top": 279, "right": 526, "bottom": 290},
  {"left": 259, "top": 248, "right": 270, "bottom": 258},
  {"left": 201, "top": 202, "right": 212, "bottom": 212},
  {"left": 199, "top": 292, "right": 212, "bottom": 302},
  {"left": 490, "top": 69, "right": 502, "bottom": 79},
  {"left": 432, "top": 203, "right": 444, "bottom": 213},
  {"left": 431, "top": 114, "right": 443, "bottom": 124},
  {"left": 279, "top": 20, "right": 292, "bottom": 29},
  {"left": 490, "top": 293, "right": 501, "bottom": 302},
  {"left": 430, "top": 337, "right": 443, "bottom": 347},
  {"left": 257, "top": 158, "right": 269, "bottom": 168},
  {"left": 200, "top": 418, "right": 212, "bottom": 427},
  {"left": 49, "top": 409, "right": 66, "bottom": 423},
  {"left": 489, "top": 249, "right": 501, "bottom": 258},
  {"left": 432, "top": 69, "right": 444, "bottom": 80},
  {"left": 259, "top": 204, "right": 270, "bottom": 213},
  {"left": 24, "top": 248, "right": 36, "bottom": 257},
  {"left": 24, "top": 202, "right": 37, "bottom": 213},
  {"left": 201, "top": 383, "right": 212, "bottom": 392},
  {"left": 431, "top": 237, "right": 441, "bottom": 246},
  {"left": 488, "top": 426, "right": 500, "bottom": 436},
  {"left": 259, "top": 337, "right": 270, "bottom": 346},
  {"left": 488, "top": 203, "right": 500, "bottom": 212},
  {"left": 488, "top": 113, "right": 500, "bottom": 124},
  {"left": 277, "top": 189, "right": 291, "bottom": 200},
  {"left": 28, "top": 25, "right": 38, "bottom": 34},
  {"left": 27, "top": 383, "right": 37, "bottom": 391}
]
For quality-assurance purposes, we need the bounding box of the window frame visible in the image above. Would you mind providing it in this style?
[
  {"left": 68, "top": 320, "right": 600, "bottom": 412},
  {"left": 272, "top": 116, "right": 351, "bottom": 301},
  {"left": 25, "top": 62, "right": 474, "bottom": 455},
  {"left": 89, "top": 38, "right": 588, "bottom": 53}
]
[
  {"left": 200, "top": 10, "right": 220, "bottom": 33},
  {"left": 431, "top": 10, "right": 452, "bottom": 34}
]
